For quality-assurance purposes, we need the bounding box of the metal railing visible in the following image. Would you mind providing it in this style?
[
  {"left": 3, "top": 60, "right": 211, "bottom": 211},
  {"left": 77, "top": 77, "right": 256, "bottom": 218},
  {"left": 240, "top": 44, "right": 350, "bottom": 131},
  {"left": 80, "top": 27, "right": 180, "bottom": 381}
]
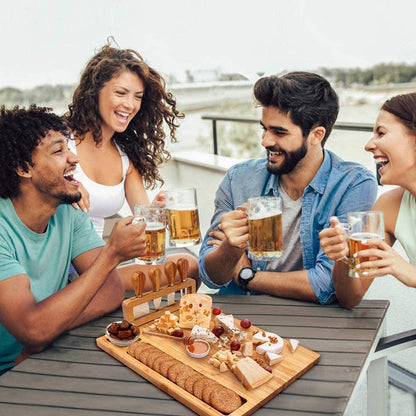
[{"left": 201, "top": 113, "right": 374, "bottom": 155}]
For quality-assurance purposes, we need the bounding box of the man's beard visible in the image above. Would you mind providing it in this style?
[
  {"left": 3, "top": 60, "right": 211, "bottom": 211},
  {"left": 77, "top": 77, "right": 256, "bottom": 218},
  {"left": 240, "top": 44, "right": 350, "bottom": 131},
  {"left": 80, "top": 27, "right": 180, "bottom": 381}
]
[
  {"left": 266, "top": 141, "right": 308, "bottom": 175},
  {"left": 56, "top": 191, "right": 82, "bottom": 205}
]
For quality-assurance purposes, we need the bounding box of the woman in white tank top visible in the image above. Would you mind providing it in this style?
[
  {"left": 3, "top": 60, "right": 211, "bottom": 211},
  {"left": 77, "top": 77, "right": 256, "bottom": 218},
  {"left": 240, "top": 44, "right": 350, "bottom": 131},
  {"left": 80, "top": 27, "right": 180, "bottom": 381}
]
[
  {"left": 65, "top": 43, "right": 199, "bottom": 291},
  {"left": 320, "top": 92, "right": 416, "bottom": 308}
]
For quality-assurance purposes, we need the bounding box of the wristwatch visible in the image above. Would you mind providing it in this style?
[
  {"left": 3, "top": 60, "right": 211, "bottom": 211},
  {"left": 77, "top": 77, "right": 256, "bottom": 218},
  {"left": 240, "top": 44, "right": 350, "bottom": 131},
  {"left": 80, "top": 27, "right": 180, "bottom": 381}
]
[{"left": 238, "top": 267, "right": 256, "bottom": 291}]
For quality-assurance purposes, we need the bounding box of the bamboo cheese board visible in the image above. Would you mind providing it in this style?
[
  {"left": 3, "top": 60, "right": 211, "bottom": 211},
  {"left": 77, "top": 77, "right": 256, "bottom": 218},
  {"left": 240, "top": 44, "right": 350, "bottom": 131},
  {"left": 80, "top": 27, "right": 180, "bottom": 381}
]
[{"left": 97, "top": 297, "right": 320, "bottom": 416}]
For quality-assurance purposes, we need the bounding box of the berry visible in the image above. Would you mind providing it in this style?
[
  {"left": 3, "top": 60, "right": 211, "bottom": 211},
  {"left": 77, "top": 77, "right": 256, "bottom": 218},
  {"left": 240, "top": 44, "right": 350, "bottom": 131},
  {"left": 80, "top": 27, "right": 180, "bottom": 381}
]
[
  {"left": 212, "top": 307, "right": 222, "bottom": 315},
  {"left": 230, "top": 340, "right": 241, "bottom": 351},
  {"left": 212, "top": 326, "right": 225, "bottom": 337},
  {"left": 240, "top": 319, "right": 252, "bottom": 329}
]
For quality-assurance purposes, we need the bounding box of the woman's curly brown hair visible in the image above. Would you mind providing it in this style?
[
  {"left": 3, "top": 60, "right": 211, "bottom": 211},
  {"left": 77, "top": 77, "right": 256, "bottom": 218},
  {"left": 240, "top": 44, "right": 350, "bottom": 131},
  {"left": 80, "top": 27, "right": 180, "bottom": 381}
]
[
  {"left": 0, "top": 105, "right": 69, "bottom": 198},
  {"left": 65, "top": 44, "right": 183, "bottom": 189}
]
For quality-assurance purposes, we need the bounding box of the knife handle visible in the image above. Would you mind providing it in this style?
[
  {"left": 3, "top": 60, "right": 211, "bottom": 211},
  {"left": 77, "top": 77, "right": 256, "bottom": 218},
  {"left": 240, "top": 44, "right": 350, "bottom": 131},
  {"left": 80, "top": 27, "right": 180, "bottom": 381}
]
[
  {"left": 164, "top": 261, "right": 177, "bottom": 287},
  {"left": 177, "top": 258, "right": 189, "bottom": 282},
  {"left": 149, "top": 267, "right": 161, "bottom": 292},
  {"left": 132, "top": 271, "right": 146, "bottom": 297}
]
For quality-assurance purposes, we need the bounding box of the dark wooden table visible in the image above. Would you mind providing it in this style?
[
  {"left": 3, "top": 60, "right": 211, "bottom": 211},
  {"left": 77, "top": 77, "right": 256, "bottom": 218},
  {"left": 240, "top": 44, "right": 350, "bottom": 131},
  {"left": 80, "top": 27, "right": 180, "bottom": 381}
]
[{"left": 0, "top": 295, "right": 388, "bottom": 416}]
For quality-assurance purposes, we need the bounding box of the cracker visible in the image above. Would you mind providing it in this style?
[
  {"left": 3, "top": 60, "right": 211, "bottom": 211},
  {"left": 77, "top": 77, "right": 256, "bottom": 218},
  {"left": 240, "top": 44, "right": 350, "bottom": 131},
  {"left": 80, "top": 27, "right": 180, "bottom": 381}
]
[
  {"left": 210, "top": 386, "right": 242, "bottom": 414},
  {"left": 184, "top": 372, "right": 204, "bottom": 394},
  {"left": 193, "top": 377, "right": 214, "bottom": 400},
  {"left": 133, "top": 342, "right": 153, "bottom": 360},
  {"left": 176, "top": 367, "right": 196, "bottom": 389},
  {"left": 137, "top": 346, "right": 159, "bottom": 365},
  {"left": 202, "top": 379, "right": 222, "bottom": 404},
  {"left": 126, "top": 342, "right": 140, "bottom": 357},
  {"left": 167, "top": 363, "right": 189, "bottom": 383},
  {"left": 159, "top": 358, "right": 179, "bottom": 378},
  {"left": 151, "top": 353, "right": 170, "bottom": 373},
  {"left": 142, "top": 349, "right": 163, "bottom": 367}
]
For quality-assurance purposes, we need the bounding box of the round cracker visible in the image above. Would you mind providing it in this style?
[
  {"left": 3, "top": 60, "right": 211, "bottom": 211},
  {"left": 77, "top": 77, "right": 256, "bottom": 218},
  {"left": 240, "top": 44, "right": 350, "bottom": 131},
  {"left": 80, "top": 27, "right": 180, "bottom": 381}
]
[
  {"left": 210, "top": 386, "right": 242, "bottom": 414},
  {"left": 142, "top": 348, "right": 163, "bottom": 367},
  {"left": 193, "top": 377, "right": 214, "bottom": 400},
  {"left": 176, "top": 367, "right": 196, "bottom": 389},
  {"left": 184, "top": 372, "right": 204, "bottom": 394},
  {"left": 126, "top": 342, "right": 140, "bottom": 357},
  {"left": 167, "top": 363, "right": 189, "bottom": 383},
  {"left": 202, "top": 379, "right": 222, "bottom": 404},
  {"left": 136, "top": 345, "right": 157, "bottom": 363},
  {"left": 151, "top": 353, "right": 170, "bottom": 373},
  {"left": 159, "top": 358, "right": 179, "bottom": 378},
  {"left": 133, "top": 342, "right": 153, "bottom": 360}
]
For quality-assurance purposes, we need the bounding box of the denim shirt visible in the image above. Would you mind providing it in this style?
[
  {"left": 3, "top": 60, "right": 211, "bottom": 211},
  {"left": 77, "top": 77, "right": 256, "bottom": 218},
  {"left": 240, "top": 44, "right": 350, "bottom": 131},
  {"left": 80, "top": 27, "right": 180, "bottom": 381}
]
[{"left": 199, "top": 150, "right": 378, "bottom": 304}]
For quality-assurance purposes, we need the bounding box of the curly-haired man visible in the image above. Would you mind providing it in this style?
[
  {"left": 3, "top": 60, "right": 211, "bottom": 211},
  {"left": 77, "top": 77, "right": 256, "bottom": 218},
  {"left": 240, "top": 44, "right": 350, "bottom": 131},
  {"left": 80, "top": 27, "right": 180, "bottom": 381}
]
[{"left": 0, "top": 105, "right": 146, "bottom": 374}]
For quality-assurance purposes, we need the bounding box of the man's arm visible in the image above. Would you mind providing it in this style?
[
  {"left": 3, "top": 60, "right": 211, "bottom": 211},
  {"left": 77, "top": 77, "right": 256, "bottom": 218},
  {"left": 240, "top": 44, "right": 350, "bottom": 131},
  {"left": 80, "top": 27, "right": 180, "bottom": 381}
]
[{"left": 0, "top": 217, "right": 145, "bottom": 354}]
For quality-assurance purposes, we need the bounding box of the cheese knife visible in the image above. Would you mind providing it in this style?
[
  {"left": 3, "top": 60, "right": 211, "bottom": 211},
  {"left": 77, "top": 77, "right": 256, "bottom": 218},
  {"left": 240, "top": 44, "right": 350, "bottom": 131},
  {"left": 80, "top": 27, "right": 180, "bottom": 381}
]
[
  {"left": 177, "top": 258, "right": 189, "bottom": 296},
  {"left": 164, "top": 261, "right": 177, "bottom": 306},
  {"left": 149, "top": 267, "right": 162, "bottom": 310},
  {"left": 131, "top": 271, "right": 150, "bottom": 319}
]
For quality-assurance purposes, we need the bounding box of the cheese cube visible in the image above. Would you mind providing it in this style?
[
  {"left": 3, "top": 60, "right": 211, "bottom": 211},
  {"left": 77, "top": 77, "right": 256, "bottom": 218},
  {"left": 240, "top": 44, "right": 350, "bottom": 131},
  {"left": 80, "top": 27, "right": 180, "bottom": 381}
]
[{"left": 241, "top": 341, "right": 253, "bottom": 357}]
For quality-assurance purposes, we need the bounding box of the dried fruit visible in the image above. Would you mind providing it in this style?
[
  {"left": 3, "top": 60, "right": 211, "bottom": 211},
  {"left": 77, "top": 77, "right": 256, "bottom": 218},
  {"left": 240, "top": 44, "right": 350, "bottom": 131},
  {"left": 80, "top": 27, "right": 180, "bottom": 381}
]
[
  {"left": 212, "top": 307, "right": 222, "bottom": 315},
  {"left": 240, "top": 319, "right": 252, "bottom": 329},
  {"left": 230, "top": 340, "right": 241, "bottom": 351},
  {"left": 212, "top": 326, "right": 225, "bottom": 337}
]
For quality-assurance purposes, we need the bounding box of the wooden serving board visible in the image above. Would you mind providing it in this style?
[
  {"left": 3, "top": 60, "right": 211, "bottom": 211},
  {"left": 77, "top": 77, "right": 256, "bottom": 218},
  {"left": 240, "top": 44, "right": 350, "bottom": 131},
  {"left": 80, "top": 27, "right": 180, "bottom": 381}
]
[{"left": 97, "top": 311, "right": 319, "bottom": 416}]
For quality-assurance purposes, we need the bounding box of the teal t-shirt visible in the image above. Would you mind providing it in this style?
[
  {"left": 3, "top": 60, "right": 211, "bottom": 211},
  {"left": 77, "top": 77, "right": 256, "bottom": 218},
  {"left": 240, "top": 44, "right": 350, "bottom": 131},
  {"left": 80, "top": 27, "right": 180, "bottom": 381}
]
[{"left": 0, "top": 198, "right": 105, "bottom": 372}]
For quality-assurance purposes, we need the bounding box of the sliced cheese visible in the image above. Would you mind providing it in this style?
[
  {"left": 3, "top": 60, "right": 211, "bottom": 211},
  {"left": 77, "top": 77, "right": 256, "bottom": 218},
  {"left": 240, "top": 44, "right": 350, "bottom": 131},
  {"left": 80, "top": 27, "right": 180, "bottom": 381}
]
[
  {"left": 256, "top": 341, "right": 284, "bottom": 355},
  {"left": 266, "top": 352, "right": 283, "bottom": 366},
  {"left": 191, "top": 325, "right": 218, "bottom": 344},
  {"left": 179, "top": 294, "right": 212, "bottom": 328},
  {"left": 233, "top": 357, "right": 273, "bottom": 390},
  {"left": 289, "top": 339, "right": 299, "bottom": 353}
]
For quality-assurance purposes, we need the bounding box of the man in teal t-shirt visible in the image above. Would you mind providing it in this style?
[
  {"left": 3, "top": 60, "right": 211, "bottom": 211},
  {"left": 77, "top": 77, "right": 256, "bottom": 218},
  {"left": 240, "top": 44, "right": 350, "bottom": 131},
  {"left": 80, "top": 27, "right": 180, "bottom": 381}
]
[{"left": 0, "top": 106, "right": 147, "bottom": 373}]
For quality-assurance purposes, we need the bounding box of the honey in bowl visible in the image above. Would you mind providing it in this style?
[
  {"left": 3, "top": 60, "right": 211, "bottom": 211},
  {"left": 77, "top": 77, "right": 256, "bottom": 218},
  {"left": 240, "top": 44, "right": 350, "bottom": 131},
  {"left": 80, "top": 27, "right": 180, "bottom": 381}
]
[{"left": 186, "top": 339, "right": 210, "bottom": 358}]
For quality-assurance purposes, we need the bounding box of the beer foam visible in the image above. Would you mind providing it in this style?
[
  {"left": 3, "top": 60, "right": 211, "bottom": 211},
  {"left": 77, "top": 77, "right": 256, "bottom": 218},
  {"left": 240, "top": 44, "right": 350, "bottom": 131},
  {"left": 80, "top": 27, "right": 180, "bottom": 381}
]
[
  {"left": 249, "top": 209, "right": 281, "bottom": 220},
  {"left": 167, "top": 204, "right": 197, "bottom": 211},
  {"left": 145, "top": 222, "right": 165, "bottom": 231}
]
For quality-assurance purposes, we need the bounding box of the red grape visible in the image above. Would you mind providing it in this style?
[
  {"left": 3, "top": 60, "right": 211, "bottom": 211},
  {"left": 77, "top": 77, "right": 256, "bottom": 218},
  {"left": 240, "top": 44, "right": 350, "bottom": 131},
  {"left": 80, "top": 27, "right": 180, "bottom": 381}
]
[
  {"left": 230, "top": 340, "right": 241, "bottom": 351},
  {"left": 240, "top": 319, "right": 252, "bottom": 329},
  {"left": 212, "top": 326, "right": 225, "bottom": 337},
  {"left": 212, "top": 307, "right": 222, "bottom": 315}
]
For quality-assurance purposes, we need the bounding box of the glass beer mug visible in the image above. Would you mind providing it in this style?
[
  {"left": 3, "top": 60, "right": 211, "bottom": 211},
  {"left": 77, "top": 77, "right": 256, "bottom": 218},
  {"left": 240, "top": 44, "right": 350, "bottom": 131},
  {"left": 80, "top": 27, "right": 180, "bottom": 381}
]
[
  {"left": 347, "top": 211, "right": 384, "bottom": 277},
  {"left": 133, "top": 205, "right": 166, "bottom": 265},
  {"left": 247, "top": 196, "right": 283, "bottom": 261},
  {"left": 165, "top": 188, "right": 201, "bottom": 247}
]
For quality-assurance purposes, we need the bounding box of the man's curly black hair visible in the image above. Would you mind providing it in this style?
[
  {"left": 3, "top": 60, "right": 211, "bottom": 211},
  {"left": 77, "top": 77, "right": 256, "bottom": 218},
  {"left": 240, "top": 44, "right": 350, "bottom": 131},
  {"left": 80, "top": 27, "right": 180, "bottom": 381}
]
[{"left": 0, "top": 105, "right": 70, "bottom": 198}]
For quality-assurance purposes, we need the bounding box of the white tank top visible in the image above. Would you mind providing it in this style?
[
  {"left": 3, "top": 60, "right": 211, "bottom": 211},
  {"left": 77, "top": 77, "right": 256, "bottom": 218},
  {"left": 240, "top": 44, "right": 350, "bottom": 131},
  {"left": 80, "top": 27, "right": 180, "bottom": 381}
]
[{"left": 68, "top": 139, "right": 130, "bottom": 237}]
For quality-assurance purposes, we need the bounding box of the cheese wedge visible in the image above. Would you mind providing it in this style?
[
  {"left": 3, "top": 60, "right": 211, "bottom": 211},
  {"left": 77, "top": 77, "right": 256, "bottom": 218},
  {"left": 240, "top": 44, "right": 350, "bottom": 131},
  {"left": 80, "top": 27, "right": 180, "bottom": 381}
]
[
  {"left": 265, "top": 352, "right": 283, "bottom": 366},
  {"left": 233, "top": 357, "right": 273, "bottom": 390},
  {"left": 191, "top": 325, "right": 218, "bottom": 344},
  {"left": 179, "top": 294, "right": 212, "bottom": 328},
  {"left": 289, "top": 339, "right": 299, "bottom": 353},
  {"left": 216, "top": 314, "right": 240, "bottom": 335}
]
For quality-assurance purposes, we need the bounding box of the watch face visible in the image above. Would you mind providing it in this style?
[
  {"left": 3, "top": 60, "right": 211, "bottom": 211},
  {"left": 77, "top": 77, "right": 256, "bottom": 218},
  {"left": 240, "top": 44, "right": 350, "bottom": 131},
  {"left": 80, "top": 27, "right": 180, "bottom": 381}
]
[{"left": 240, "top": 267, "right": 254, "bottom": 281}]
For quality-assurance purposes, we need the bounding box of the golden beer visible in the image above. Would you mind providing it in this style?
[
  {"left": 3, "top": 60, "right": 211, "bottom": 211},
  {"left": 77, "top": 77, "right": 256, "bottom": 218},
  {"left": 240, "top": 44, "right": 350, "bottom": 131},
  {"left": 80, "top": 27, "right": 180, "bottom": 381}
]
[
  {"left": 348, "top": 232, "right": 378, "bottom": 277},
  {"left": 137, "top": 222, "right": 166, "bottom": 264},
  {"left": 248, "top": 212, "right": 282, "bottom": 259},
  {"left": 166, "top": 206, "right": 201, "bottom": 247}
]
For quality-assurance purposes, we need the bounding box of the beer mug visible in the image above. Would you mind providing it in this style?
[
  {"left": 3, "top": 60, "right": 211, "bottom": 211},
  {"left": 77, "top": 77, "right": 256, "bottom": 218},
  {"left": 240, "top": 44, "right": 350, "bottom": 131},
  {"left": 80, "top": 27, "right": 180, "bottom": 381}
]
[
  {"left": 165, "top": 188, "right": 201, "bottom": 247},
  {"left": 133, "top": 205, "right": 166, "bottom": 265},
  {"left": 247, "top": 196, "right": 282, "bottom": 261},
  {"left": 347, "top": 211, "right": 384, "bottom": 277}
]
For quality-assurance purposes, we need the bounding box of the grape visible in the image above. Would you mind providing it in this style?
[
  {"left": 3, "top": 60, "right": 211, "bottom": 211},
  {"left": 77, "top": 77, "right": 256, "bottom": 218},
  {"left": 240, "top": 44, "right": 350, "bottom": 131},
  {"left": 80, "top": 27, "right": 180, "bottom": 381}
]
[
  {"left": 212, "top": 326, "right": 225, "bottom": 337},
  {"left": 240, "top": 319, "right": 252, "bottom": 329},
  {"left": 212, "top": 307, "right": 222, "bottom": 315},
  {"left": 230, "top": 340, "right": 241, "bottom": 351}
]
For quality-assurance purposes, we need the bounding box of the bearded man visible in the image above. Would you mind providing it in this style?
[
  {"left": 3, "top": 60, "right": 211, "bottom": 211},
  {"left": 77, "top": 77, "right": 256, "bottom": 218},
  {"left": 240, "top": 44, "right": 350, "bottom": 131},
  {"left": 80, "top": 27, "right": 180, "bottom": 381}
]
[{"left": 199, "top": 72, "right": 377, "bottom": 303}]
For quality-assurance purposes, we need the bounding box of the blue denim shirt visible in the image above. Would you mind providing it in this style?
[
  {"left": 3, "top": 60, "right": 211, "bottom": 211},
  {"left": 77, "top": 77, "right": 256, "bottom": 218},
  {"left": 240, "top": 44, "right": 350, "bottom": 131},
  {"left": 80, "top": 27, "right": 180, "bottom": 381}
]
[{"left": 199, "top": 150, "right": 378, "bottom": 304}]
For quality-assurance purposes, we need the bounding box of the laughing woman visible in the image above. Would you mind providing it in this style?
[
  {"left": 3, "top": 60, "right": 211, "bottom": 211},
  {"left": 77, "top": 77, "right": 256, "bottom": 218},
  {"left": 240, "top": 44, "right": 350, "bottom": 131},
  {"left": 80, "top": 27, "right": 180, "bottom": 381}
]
[
  {"left": 64, "top": 44, "right": 199, "bottom": 290},
  {"left": 319, "top": 92, "right": 416, "bottom": 308}
]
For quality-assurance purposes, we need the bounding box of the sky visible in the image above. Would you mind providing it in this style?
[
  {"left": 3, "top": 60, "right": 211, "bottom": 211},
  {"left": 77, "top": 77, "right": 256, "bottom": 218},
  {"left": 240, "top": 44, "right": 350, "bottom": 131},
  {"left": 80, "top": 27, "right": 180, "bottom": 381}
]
[{"left": 1, "top": 0, "right": 416, "bottom": 89}]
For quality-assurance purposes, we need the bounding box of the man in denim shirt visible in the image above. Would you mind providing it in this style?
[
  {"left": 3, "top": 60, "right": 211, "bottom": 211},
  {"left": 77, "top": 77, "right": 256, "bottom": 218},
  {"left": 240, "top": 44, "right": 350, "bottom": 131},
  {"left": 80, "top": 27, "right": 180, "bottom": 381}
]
[{"left": 199, "top": 72, "right": 378, "bottom": 304}]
